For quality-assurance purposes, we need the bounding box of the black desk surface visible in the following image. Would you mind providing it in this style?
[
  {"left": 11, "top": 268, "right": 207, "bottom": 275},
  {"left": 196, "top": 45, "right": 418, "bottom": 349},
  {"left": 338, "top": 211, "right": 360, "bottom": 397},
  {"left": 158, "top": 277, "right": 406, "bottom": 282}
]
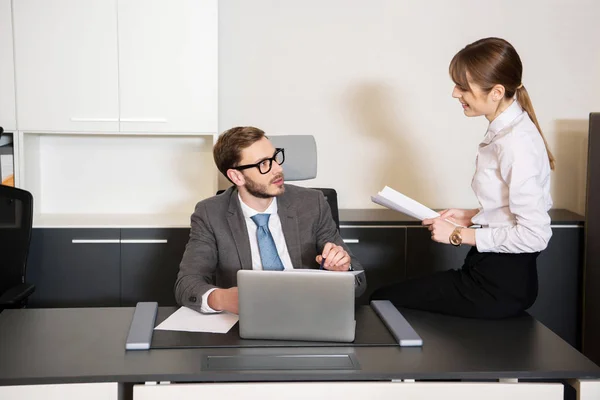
[{"left": 0, "top": 306, "right": 598, "bottom": 386}]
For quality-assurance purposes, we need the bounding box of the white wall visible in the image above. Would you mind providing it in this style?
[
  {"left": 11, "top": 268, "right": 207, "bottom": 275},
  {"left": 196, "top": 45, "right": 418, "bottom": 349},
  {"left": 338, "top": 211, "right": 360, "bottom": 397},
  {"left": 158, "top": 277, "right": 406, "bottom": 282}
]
[{"left": 219, "top": 0, "right": 600, "bottom": 214}]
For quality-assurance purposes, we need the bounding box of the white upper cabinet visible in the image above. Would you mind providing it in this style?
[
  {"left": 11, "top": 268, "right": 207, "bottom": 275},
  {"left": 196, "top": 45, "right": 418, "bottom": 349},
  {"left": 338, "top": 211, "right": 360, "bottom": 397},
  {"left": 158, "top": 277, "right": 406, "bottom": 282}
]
[
  {"left": 117, "top": 0, "right": 218, "bottom": 133},
  {"left": 12, "top": 0, "right": 217, "bottom": 134},
  {"left": 13, "top": 0, "right": 120, "bottom": 132},
  {"left": 0, "top": 0, "right": 17, "bottom": 131}
]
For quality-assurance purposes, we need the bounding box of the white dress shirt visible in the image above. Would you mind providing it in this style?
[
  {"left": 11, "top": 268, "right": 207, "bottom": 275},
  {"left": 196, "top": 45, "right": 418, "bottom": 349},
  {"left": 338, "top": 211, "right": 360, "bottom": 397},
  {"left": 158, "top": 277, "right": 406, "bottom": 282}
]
[
  {"left": 471, "top": 100, "right": 553, "bottom": 253},
  {"left": 201, "top": 195, "right": 294, "bottom": 313}
]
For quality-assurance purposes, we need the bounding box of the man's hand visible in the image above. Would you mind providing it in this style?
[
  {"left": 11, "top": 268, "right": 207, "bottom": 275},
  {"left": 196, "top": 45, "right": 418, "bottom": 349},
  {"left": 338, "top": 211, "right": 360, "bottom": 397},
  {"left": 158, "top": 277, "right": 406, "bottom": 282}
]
[
  {"left": 315, "top": 242, "right": 351, "bottom": 271},
  {"left": 207, "top": 287, "right": 239, "bottom": 314},
  {"left": 422, "top": 217, "right": 455, "bottom": 244}
]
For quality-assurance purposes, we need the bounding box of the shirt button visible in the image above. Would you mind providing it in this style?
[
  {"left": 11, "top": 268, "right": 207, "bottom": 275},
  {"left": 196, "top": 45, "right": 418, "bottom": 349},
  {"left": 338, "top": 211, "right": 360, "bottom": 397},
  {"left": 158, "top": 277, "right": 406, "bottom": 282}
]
[{"left": 189, "top": 296, "right": 197, "bottom": 302}]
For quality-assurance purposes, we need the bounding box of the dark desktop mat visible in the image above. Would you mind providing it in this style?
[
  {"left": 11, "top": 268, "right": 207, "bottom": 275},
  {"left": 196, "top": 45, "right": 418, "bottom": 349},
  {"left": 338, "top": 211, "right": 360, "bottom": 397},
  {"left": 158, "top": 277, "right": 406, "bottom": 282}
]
[{"left": 150, "top": 305, "right": 398, "bottom": 349}]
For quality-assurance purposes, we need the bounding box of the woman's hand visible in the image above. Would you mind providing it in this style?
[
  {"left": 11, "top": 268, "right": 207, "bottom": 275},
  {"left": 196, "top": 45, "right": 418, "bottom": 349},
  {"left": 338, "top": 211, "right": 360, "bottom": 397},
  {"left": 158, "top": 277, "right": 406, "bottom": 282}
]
[
  {"left": 422, "top": 217, "right": 456, "bottom": 244},
  {"left": 438, "top": 208, "right": 479, "bottom": 228}
]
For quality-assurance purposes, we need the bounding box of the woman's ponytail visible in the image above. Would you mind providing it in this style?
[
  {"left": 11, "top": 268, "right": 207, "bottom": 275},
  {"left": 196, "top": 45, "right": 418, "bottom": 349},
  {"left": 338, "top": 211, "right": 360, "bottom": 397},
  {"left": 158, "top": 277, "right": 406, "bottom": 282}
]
[{"left": 516, "top": 85, "right": 556, "bottom": 170}]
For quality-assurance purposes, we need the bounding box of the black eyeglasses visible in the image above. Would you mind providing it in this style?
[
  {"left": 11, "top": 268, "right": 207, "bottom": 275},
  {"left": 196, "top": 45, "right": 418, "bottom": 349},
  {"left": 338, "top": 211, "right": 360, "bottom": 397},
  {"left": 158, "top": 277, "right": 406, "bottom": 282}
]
[{"left": 232, "top": 148, "right": 285, "bottom": 175}]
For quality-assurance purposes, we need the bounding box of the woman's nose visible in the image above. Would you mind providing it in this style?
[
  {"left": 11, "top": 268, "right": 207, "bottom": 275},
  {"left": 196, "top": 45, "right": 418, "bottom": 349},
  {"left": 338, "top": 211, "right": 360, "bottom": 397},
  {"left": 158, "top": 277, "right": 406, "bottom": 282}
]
[{"left": 452, "top": 86, "right": 461, "bottom": 98}]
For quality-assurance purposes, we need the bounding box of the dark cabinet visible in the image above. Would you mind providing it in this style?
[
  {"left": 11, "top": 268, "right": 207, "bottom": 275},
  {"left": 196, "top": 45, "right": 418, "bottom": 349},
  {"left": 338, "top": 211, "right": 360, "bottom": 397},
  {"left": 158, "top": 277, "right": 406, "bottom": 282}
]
[
  {"left": 27, "top": 229, "right": 121, "bottom": 307},
  {"left": 27, "top": 228, "right": 190, "bottom": 307},
  {"left": 340, "top": 227, "right": 406, "bottom": 305},
  {"left": 529, "top": 227, "right": 583, "bottom": 349},
  {"left": 405, "top": 226, "right": 470, "bottom": 279},
  {"left": 120, "top": 228, "right": 190, "bottom": 306}
]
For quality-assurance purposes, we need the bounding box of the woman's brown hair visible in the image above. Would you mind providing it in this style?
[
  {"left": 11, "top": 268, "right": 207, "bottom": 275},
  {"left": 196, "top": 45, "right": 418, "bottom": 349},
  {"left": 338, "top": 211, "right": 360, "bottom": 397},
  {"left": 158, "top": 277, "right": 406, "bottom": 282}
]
[{"left": 449, "top": 37, "right": 555, "bottom": 170}]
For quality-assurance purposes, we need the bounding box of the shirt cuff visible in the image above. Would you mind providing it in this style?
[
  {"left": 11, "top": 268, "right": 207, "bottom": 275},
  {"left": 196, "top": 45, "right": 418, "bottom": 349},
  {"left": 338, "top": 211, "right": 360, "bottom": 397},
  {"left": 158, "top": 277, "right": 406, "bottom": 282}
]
[
  {"left": 201, "top": 288, "right": 221, "bottom": 314},
  {"left": 475, "top": 227, "right": 494, "bottom": 253}
]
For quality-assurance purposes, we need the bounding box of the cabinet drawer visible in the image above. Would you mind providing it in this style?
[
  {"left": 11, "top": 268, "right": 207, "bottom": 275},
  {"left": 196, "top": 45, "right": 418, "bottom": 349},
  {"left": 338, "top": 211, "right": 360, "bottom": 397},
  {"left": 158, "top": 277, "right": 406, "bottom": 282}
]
[
  {"left": 340, "top": 227, "right": 406, "bottom": 305},
  {"left": 27, "top": 229, "right": 121, "bottom": 307},
  {"left": 120, "top": 228, "right": 190, "bottom": 306}
]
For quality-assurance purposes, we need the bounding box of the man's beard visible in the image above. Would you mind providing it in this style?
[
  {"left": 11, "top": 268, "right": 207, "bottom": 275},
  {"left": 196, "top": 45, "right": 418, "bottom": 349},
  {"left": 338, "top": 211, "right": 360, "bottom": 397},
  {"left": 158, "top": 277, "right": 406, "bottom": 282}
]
[{"left": 244, "top": 173, "right": 285, "bottom": 199}]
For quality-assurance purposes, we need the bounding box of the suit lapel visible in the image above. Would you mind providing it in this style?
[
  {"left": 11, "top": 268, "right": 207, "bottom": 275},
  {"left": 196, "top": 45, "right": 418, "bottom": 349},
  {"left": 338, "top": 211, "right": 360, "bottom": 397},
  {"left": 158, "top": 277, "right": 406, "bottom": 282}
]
[
  {"left": 278, "top": 190, "right": 303, "bottom": 268},
  {"left": 226, "top": 190, "right": 253, "bottom": 270}
]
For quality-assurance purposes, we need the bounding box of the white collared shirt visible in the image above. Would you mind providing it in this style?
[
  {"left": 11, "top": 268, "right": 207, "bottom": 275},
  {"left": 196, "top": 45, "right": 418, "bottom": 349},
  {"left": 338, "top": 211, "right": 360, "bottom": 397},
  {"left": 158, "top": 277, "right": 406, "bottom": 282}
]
[
  {"left": 201, "top": 195, "right": 294, "bottom": 313},
  {"left": 471, "top": 100, "right": 553, "bottom": 253},
  {"left": 237, "top": 195, "right": 294, "bottom": 271}
]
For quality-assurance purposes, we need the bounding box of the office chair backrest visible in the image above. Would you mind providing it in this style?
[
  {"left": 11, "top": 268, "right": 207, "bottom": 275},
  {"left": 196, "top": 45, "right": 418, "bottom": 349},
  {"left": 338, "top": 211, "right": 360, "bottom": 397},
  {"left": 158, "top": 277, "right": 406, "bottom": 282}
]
[
  {"left": 0, "top": 186, "right": 34, "bottom": 296},
  {"left": 268, "top": 135, "right": 317, "bottom": 180},
  {"left": 268, "top": 136, "right": 339, "bottom": 230}
]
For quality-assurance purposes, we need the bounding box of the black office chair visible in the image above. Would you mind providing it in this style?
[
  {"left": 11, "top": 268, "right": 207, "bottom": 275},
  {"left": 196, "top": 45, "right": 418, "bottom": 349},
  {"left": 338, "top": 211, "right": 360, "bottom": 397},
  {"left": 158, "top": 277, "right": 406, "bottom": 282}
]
[
  {"left": 311, "top": 187, "right": 340, "bottom": 231},
  {"left": 0, "top": 185, "right": 35, "bottom": 311}
]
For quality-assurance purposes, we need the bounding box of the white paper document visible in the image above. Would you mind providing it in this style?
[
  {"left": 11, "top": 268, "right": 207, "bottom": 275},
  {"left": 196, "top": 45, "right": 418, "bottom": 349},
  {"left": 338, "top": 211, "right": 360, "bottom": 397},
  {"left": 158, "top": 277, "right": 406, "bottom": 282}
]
[
  {"left": 154, "top": 306, "right": 238, "bottom": 333},
  {"left": 371, "top": 186, "right": 463, "bottom": 227}
]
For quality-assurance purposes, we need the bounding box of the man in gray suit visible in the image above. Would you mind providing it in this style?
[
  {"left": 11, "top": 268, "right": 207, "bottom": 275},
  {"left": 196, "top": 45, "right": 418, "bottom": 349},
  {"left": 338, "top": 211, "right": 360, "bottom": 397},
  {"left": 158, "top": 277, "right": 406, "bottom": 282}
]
[{"left": 175, "top": 126, "right": 366, "bottom": 314}]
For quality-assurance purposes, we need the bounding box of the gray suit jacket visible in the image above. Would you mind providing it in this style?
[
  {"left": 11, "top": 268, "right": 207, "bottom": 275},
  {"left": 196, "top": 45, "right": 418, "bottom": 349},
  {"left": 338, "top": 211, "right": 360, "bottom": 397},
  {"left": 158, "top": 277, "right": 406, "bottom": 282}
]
[{"left": 175, "top": 184, "right": 366, "bottom": 311}]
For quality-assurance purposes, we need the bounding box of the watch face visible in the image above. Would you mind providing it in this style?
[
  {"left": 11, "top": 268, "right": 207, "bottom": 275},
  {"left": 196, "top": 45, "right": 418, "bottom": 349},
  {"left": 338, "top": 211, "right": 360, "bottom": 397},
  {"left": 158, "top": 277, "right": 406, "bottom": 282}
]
[{"left": 450, "top": 233, "right": 461, "bottom": 245}]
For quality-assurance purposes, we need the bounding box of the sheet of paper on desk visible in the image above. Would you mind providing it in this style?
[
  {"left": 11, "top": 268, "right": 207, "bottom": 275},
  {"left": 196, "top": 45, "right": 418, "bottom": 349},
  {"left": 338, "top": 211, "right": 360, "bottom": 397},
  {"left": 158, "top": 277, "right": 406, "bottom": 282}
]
[
  {"left": 154, "top": 306, "right": 238, "bottom": 333},
  {"left": 371, "top": 186, "right": 463, "bottom": 227}
]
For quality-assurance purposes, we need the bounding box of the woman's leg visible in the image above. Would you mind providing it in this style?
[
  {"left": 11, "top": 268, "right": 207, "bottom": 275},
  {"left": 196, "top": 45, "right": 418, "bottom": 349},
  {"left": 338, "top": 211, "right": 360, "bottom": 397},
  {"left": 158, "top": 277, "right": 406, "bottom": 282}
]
[{"left": 370, "top": 247, "right": 539, "bottom": 319}]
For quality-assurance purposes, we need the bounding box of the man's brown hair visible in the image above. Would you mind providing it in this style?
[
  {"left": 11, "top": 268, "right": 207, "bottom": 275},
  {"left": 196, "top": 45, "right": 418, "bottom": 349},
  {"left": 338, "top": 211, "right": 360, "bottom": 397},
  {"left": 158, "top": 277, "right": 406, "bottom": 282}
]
[{"left": 213, "top": 126, "right": 266, "bottom": 179}]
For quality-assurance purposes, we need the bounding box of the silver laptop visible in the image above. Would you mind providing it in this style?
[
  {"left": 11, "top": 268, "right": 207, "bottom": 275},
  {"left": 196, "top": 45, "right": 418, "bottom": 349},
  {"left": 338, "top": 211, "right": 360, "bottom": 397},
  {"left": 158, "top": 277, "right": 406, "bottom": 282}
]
[{"left": 237, "top": 269, "right": 356, "bottom": 343}]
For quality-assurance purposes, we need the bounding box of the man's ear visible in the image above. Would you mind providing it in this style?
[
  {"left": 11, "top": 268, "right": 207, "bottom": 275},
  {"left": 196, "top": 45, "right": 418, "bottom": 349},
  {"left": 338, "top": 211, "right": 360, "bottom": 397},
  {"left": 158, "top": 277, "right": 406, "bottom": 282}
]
[
  {"left": 227, "top": 169, "right": 245, "bottom": 186},
  {"left": 491, "top": 84, "right": 506, "bottom": 102}
]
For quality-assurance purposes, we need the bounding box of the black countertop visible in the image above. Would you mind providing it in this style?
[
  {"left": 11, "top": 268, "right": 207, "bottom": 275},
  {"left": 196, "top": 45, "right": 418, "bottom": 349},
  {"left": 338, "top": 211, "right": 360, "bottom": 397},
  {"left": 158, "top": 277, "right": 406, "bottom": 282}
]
[
  {"left": 339, "top": 208, "right": 584, "bottom": 226},
  {"left": 0, "top": 306, "right": 598, "bottom": 386}
]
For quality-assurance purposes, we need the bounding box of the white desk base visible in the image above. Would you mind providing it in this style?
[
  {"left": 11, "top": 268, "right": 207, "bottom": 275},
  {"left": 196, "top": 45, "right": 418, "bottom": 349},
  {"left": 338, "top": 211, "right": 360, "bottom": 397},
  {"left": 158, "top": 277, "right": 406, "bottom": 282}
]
[{"left": 132, "top": 380, "right": 598, "bottom": 400}]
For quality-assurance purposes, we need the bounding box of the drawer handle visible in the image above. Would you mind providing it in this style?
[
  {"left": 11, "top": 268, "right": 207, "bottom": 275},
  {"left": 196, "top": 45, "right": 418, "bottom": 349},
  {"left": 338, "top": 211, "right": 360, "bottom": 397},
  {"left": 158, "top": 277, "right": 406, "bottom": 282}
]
[
  {"left": 72, "top": 239, "right": 120, "bottom": 244},
  {"left": 119, "top": 118, "right": 167, "bottom": 123},
  {"left": 121, "top": 239, "right": 168, "bottom": 244},
  {"left": 70, "top": 117, "right": 119, "bottom": 122},
  {"left": 343, "top": 239, "right": 360, "bottom": 244}
]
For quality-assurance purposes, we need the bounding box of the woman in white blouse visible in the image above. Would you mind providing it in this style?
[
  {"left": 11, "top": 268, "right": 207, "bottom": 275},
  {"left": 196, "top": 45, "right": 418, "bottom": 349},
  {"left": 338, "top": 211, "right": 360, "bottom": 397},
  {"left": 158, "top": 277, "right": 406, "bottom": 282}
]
[{"left": 372, "top": 37, "right": 555, "bottom": 319}]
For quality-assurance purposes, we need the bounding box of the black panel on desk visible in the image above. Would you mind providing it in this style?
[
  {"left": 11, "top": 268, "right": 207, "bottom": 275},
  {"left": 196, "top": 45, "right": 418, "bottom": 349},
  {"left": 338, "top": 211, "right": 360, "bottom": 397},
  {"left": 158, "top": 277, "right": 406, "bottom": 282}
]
[
  {"left": 202, "top": 354, "right": 359, "bottom": 371},
  {"left": 27, "top": 229, "right": 121, "bottom": 307},
  {"left": 584, "top": 112, "right": 600, "bottom": 365},
  {"left": 151, "top": 306, "right": 397, "bottom": 349},
  {"left": 340, "top": 227, "right": 406, "bottom": 305},
  {"left": 120, "top": 228, "right": 189, "bottom": 306}
]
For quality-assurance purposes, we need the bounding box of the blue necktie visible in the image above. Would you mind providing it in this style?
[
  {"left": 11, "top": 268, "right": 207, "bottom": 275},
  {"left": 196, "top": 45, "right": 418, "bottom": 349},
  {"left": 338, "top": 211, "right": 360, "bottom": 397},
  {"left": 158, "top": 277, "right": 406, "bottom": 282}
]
[{"left": 250, "top": 213, "right": 285, "bottom": 271}]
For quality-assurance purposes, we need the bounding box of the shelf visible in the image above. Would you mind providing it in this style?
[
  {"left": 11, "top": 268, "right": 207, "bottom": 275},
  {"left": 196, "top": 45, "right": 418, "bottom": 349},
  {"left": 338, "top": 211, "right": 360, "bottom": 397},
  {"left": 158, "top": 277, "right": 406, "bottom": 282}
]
[
  {"left": 19, "top": 132, "right": 217, "bottom": 225},
  {"left": 32, "top": 213, "right": 193, "bottom": 228}
]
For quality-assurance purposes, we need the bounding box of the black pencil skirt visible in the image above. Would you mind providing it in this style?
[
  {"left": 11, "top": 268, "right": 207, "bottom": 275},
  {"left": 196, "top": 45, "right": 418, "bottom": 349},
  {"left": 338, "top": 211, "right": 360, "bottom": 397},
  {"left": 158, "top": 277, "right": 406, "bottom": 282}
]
[{"left": 370, "top": 246, "right": 540, "bottom": 319}]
